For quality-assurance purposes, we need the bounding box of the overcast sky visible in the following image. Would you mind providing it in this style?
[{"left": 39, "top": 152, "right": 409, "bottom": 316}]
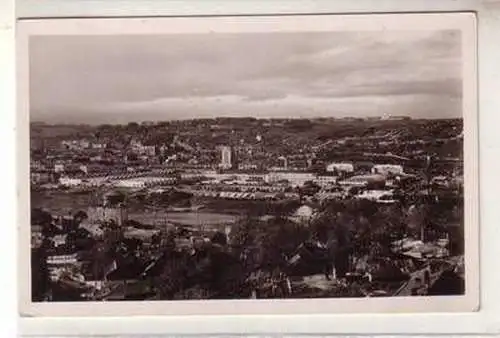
[{"left": 30, "top": 30, "right": 462, "bottom": 124}]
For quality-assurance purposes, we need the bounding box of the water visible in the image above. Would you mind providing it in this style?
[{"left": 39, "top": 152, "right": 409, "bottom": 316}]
[{"left": 129, "top": 211, "right": 239, "bottom": 227}]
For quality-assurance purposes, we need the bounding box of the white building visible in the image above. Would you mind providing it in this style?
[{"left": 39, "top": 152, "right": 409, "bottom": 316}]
[
  {"left": 372, "top": 164, "right": 404, "bottom": 176},
  {"left": 114, "top": 179, "right": 147, "bottom": 188},
  {"left": 326, "top": 162, "right": 354, "bottom": 173},
  {"left": 92, "top": 143, "right": 107, "bottom": 149},
  {"left": 46, "top": 254, "right": 80, "bottom": 282},
  {"left": 314, "top": 175, "right": 338, "bottom": 187},
  {"left": 47, "top": 253, "right": 79, "bottom": 265},
  {"left": 113, "top": 177, "right": 176, "bottom": 188},
  {"left": 31, "top": 234, "right": 43, "bottom": 248},
  {"left": 59, "top": 177, "right": 82, "bottom": 187},
  {"left": 79, "top": 165, "right": 88, "bottom": 174},
  {"left": 355, "top": 190, "right": 396, "bottom": 203},
  {"left": 431, "top": 176, "right": 450, "bottom": 187},
  {"left": 338, "top": 174, "right": 386, "bottom": 188},
  {"left": 51, "top": 234, "right": 68, "bottom": 248},
  {"left": 137, "top": 145, "right": 156, "bottom": 157},
  {"left": 265, "top": 172, "right": 316, "bottom": 187},
  {"left": 79, "top": 140, "right": 90, "bottom": 149},
  {"left": 238, "top": 163, "right": 258, "bottom": 171},
  {"left": 54, "top": 163, "right": 65, "bottom": 173}
]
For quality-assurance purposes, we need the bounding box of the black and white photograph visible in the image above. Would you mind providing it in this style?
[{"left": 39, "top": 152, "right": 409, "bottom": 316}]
[{"left": 18, "top": 14, "right": 478, "bottom": 315}]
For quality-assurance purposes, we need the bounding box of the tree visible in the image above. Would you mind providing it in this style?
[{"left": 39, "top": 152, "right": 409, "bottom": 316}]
[
  {"left": 31, "top": 247, "right": 49, "bottom": 301},
  {"left": 105, "top": 191, "right": 126, "bottom": 206},
  {"left": 211, "top": 231, "right": 228, "bottom": 246},
  {"left": 31, "top": 208, "right": 52, "bottom": 226},
  {"left": 41, "top": 223, "right": 59, "bottom": 238},
  {"left": 260, "top": 217, "right": 310, "bottom": 270},
  {"left": 126, "top": 122, "right": 139, "bottom": 131},
  {"left": 126, "top": 152, "right": 138, "bottom": 162},
  {"left": 205, "top": 248, "right": 248, "bottom": 299},
  {"left": 230, "top": 215, "right": 260, "bottom": 255},
  {"left": 122, "top": 237, "right": 142, "bottom": 254},
  {"left": 309, "top": 199, "right": 407, "bottom": 275},
  {"left": 155, "top": 251, "right": 191, "bottom": 299},
  {"left": 448, "top": 225, "right": 464, "bottom": 255},
  {"left": 73, "top": 210, "right": 88, "bottom": 224},
  {"left": 300, "top": 181, "right": 321, "bottom": 197}
]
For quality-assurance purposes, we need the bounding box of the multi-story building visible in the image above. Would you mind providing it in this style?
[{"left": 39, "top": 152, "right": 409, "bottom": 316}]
[
  {"left": 219, "top": 146, "right": 236, "bottom": 169},
  {"left": 326, "top": 162, "right": 354, "bottom": 174}
]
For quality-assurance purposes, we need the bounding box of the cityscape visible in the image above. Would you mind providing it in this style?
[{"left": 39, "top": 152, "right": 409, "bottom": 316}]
[{"left": 29, "top": 30, "right": 466, "bottom": 302}]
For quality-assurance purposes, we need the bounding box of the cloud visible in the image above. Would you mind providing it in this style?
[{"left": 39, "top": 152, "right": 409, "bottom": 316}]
[{"left": 29, "top": 30, "right": 462, "bottom": 123}]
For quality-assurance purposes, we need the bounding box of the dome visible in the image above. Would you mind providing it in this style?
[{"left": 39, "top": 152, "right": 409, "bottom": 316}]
[{"left": 293, "top": 205, "right": 314, "bottom": 218}]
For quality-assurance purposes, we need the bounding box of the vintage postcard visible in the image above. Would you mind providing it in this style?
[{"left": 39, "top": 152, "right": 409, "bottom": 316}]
[{"left": 17, "top": 13, "right": 479, "bottom": 317}]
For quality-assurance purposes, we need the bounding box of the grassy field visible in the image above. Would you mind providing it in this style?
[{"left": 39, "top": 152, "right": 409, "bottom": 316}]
[{"left": 128, "top": 210, "right": 239, "bottom": 227}]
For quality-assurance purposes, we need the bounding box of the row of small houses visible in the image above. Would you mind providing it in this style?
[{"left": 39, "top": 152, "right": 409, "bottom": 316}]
[
  {"left": 183, "top": 184, "right": 344, "bottom": 201},
  {"left": 72, "top": 168, "right": 176, "bottom": 180},
  {"left": 185, "top": 189, "right": 300, "bottom": 201},
  {"left": 58, "top": 175, "right": 177, "bottom": 189},
  {"left": 55, "top": 172, "right": 374, "bottom": 190},
  {"left": 182, "top": 188, "right": 398, "bottom": 204}
]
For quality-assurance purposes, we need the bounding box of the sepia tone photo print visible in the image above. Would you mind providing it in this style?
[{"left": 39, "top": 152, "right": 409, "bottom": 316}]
[{"left": 17, "top": 13, "right": 479, "bottom": 316}]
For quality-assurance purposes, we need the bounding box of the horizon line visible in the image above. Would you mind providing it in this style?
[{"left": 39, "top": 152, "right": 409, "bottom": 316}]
[{"left": 30, "top": 115, "right": 463, "bottom": 126}]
